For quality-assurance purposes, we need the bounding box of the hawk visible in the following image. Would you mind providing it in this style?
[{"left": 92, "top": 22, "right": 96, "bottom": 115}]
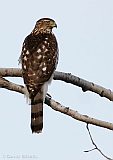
[{"left": 20, "top": 18, "right": 59, "bottom": 133}]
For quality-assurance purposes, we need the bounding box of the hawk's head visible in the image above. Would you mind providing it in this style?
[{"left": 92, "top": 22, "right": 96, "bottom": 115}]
[{"left": 32, "top": 18, "right": 57, "bottom": 35}]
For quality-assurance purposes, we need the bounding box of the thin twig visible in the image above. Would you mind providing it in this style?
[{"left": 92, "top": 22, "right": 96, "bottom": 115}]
[{"left": 84, "top": 124, "right": 113, "bottom": 160}]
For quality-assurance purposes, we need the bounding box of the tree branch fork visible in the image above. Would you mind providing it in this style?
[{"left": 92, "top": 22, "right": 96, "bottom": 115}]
[{"left": 0, "top": 68, "right": 113, "bottom": 131}]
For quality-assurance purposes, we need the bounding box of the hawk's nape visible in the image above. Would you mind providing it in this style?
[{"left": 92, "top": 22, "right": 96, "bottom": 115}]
[{"left": 20, "top": 18, "right": 59, "bottom": 133}]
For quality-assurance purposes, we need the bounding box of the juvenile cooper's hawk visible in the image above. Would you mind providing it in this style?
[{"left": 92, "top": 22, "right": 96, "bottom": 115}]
[{"left": 20, "top": 18, "right": 59, "bottom": 133}]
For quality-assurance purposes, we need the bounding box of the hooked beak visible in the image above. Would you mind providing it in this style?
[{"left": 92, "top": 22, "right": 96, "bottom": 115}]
[
  {"left": 51, "top": 21, "right": 57, "bottom": 28},
  {"left": 54, "top": 22, "right": 57, "bottom": 28}
]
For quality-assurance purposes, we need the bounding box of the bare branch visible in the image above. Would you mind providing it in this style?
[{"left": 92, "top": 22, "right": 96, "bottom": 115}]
[
  {"left": 45, "top": 96, "right": 113, "bottom": 131},
  {"left": 0, "top": 77, "right": 24, "bottom": 94},
  {"left": 54, "top": 71, "right": 113, "bottom": 101},
  {"left": 85, "top": 124, "right": 113, "bottom": 160},
  {"left": 0, "top": 68, "right": 113, "bottom": 101},
  {"left": 0, "top": 68, "right": 22, "bottom": 77},
  {"left": 0, "top": 77, "right": 113, "bottom": 131}
]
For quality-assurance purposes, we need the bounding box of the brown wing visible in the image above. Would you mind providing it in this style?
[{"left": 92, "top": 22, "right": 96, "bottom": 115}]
[{"left": 21, "top": 33, "right": 58, "bottom": 99}]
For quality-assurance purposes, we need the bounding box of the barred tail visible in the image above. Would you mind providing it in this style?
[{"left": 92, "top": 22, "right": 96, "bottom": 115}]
[{"left": 31, "top": 92, "right": 43, "bottom": 133}]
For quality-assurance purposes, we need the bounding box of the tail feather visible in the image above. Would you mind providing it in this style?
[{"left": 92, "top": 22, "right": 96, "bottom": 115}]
[{"left": 31, "top": 92, "right": 43, "bottom": 133}]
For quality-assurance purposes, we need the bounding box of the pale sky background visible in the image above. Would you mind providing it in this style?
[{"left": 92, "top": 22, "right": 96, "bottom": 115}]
[{"left": 0, "top": 0, "right": 113, "bottom": 160}]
